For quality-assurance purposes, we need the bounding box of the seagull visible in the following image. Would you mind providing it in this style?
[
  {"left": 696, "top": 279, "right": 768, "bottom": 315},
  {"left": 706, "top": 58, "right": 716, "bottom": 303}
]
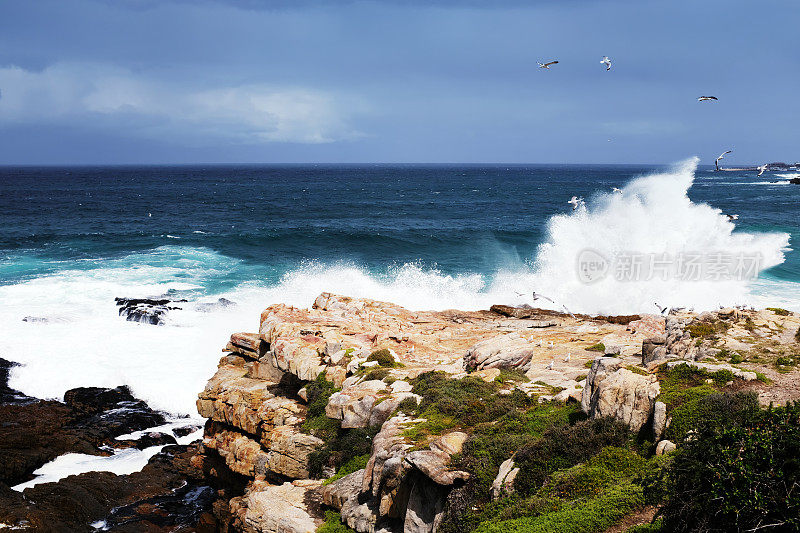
[
  {"left": 612, "top": 187, "right": 622, "bottom": 194},
  {"left": 538, "top": 60, "right": 559, "bottom": 69},
  {"left": 715, "top": 150, "right": 732, "bottom": 171},
  {"left": 546, "top": 360, "right": 554, "bottom": 370},
  {"left": 698, "top": 96, "right": 718, "bottom": 102},
  {"left": 600, "top": 56, "right": 612, "bottom": 71},
  {"left": 148, "top": 213, "right": 152, "bottom": 217},
  {"left": 567, "top": 196, "right": 583, "bottom": 210},
  {"left": 564, "top": 353, "right": 571, "bottom": 363},
  {"left": 757, "top": 164, "right": 768, "bottom": 177},
  {"left": 547, "top": 341, "right": 554, "bottom": 349},
  {"left": 654, "top": 302, "right": 669, "bottom": 315},
  {"left": 532, "top": 291, "right": 555, "bottom": 304},
  {"left": 514, "top": 291, "right": 525, "bottom": 297},
  {"left": 406, "top": 346, "right": 415, "bottom": 356},
  {"left": 727, "top": 214, "right": 739, "bottom": 221}
]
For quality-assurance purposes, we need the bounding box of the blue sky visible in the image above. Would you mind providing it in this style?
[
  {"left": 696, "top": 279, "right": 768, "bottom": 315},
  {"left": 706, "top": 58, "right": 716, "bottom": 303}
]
[{"left": 0, "top": 0, "right": 797, "bottom": 164}]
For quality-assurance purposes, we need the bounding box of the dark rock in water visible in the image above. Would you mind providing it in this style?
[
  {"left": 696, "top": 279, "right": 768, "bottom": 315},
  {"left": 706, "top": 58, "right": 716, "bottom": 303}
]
[
  {"left": 0, "top": 384, "right": 167, "bottom": 486},
  {"left": 0, "top": 444, "right": 218, "bottom": 532},
  {"left": 790, "top": 178, "right": 800, "bottom": 185},
  {"left": 195, "top": 297, "right": 237, "bottom": 313},
  {"left": 128, "top": 431, "right": 178, "bottom": 450},
  {"left": 0, "top": 358, "right": 35, "bottom": 405},
  {"left": 63, "top": 386, "right": 167, "bottom": 445},
  {"left": 173, "top": 424, "right": 203, "bottom": 438},
  {"left": 114, "top": 297, "right": 187, "bottom": 325}
]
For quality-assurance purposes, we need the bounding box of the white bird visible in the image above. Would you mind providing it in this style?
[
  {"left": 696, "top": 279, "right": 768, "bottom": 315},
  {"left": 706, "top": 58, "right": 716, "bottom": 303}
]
[
  {"left": 567, "top": 196, "right": 583, "bottom": 210},
  {"left": 564, "top": 353, "right": 571, "bottom": 363},
  {"left": 727, "top": 214, "right": 739, "bottom": 221},
  {"left": 600, "top": 56, "right": 612, "bottom": 71},
  {"left": 715, "top": 150, "right": 732, "bottom": 171},
  {"left": 406, "top": 346, "right": 415, "bottom": 355},
  {"left": 532, "top": 291, "right": 556, "bottom": 304},
  {"left": 654, "top": 302, "right": 669, "bottom": 315},
  {"left": 546, "top": 360, "right": 554, "bottom": 370},
  {"left": 757, "top": 164, "right": 768, "bottom": 177},
  {"left": 697, "top": 96, "right": 718, "bottom": 102},
  {"left": 612, "top": 187, "right": 622, "bottom": 194},
  {"left": 514, "top": 291, "right": 525, "bottom": 297},
  {"left": 538, "top": 60, "right": 559, "bottom": 69},
  {"left": 148, "top": 213, "right": 152, "bottom": 217},
  {"left": 547, "top": 341, "right": 554, "bottom": 349}
]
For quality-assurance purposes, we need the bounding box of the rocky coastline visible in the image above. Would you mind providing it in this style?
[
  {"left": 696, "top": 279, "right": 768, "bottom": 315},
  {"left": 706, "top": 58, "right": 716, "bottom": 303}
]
[
  {"left": 3, "top": 294, "right": 800, "bottom": 532},
  {"left": 192, "top": 293, "right": 800, "bottom": 533}
]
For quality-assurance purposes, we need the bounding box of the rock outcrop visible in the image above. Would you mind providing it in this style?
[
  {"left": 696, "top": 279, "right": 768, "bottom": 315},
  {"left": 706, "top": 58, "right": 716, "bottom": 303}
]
[
  {"left": 581, "top": 358, "right": 660, "bottom": 432},
  {"left": 114, "top": 296, "right": 187, "bottom": 325}
]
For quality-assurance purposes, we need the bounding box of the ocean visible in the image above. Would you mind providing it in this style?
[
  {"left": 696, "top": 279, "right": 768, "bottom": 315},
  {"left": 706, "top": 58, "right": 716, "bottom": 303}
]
[{"left": 1, "top": 158, "right": 798, "bottom": 415}]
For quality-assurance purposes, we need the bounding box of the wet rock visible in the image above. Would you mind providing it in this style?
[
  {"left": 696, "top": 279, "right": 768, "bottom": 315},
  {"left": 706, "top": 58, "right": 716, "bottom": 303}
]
[
  {"left": 0, "top": 358, "right": 35, "bottom": 405},
  {"left": 0, "top": 444, "right": 215, "bottom": 533},
  {"left": 114, "top": 297, "right": 187, "bottom": 325}
]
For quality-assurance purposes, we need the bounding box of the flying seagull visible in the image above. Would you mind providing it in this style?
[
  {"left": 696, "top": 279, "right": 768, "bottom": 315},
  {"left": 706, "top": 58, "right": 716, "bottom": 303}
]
[
  {"left": 567, "top": 196, "right": 583, "bottom": 210},
  {"left": 612, "top": 187, "right": 622, "bottom": 194},
  {"left": 538, "top": 60, "right": 559, "bottom": 69},
  {"left": 654, "top": 302, "right": 669, "bottom": 315},
  {"left": 727, "top": 214, "right": 739, "bottom": 221},
  {"left": 532, "top": 291, "right": 555, "bottom": 304},
  {"left": 757, "top": 164, "right": 767, "bottom": 177},
  {"left": 697, "top": 96, "right": 718, "bottom": 102},
  {"left": 715, "top": 150, "right": 732, "bottom": 171},
  {"left": 600, "top": 56, "right": 612, "bottom": 71}
]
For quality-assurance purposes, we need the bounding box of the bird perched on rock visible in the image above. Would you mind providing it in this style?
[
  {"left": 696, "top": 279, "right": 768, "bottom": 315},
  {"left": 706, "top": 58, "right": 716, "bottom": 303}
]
[
  {"left": 697, "top": 96, "right": 718, "bottom": 102},
  {"left": 546, "top": 360, "right": 554, "bottom": 370},
  {"left": 538, "top": 60, "right": 559, "bottom": 69},
  {"left": 564, "top": 353, "right": 571, "bottom": 362},
  {"left": 547, "top": 341, "right": 554, "bottom": 349},
  {"left": 600, "top": 56, "right": 612, "bottom": 71}
]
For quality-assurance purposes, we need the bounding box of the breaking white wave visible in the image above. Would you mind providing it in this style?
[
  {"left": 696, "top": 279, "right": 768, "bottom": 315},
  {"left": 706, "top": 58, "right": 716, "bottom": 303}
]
[
  {"left": 12, "top": 446, "right": 166, "bottom": 492},
  {"left": 0, "top": 158, "right": 795, "bottom": 417}
]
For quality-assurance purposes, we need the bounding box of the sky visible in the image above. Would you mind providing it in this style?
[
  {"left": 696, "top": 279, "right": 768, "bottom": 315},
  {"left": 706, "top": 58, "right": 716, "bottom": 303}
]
[{"left": 0, "top": 0, "right": 798, "bottom": 164}]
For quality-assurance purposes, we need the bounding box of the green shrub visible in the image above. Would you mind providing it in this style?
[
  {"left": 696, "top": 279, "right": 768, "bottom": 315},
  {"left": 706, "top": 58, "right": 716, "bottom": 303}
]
[
  {"left": 366, "top": 348, "right": 403, "bottom": 367},
  {"left": 308, "top": 426, "right": 377, "bottom": 479},
  {"left": 364, "top": 367, "right": 391, "bottom": 381},
  {"left": 513, "top": 417, "right": 630, "bottom": 496},
  {"left": 767, "top": 307, "right": 790, "bottom": 316},
  {"left": 729, "top": 352, "right": 743, "bottom": 364},
  {"left": 796, "top": 327, "right": 800, "bottom": 342},
  {"left": 472, "top": 482, "right": 644, "bottom": 533},
  {"left": 323, "top": 453, "right": 370, "bottom": 485},
  {"left": 775, "top": 356, "right": 797, "bottom": 370},
  {"left": 626, "top": 519, "right": 663, "bottom": 533},
  {"left": 405, "top": 371, "right": 533, "bottom": 438},
  {"left": 586, "top": 343, "right": 605, "bottom": 352},
  {"left": 317, "top": 511, "right": 356, "bottom": 533},
  {"left": 302, "top": 374, "right": 340, "bottom": 440},
  {"left": 660, "top": 402, "right": 800, "bottom": 532},
  {"left": 686, "top": 319, "right": 729, "bottom": 339}
]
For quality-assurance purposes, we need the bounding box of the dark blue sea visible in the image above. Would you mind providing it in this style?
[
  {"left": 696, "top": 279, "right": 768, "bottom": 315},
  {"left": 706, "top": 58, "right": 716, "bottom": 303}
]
[{"left": 0, "top": 159, "right": 797, "bottom": 413}]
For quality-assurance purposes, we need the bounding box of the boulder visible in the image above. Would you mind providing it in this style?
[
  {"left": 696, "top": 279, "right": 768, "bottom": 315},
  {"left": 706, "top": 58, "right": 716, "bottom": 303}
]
[
  {"left": 582, "top": 360, "right": 660, "bottom": 432},
  {"left": 655, "top": 440, "right": 676, "bottom": 455},
  {"left": 490, "top": 458, "right": 519, "bottom": 500},
  {"left": 463, "top": 334, "right": 537, "bottom": 371},
  {"left": 236, "top": 480, "right": 323, "bottom": 533},
  {"left": 652, "top": 401, "right": 667, "bottom": 440},
  {"left": 642, "top": 335, "right": 667, "bottom": 365},
  {"left": 322, "top": 469, "right": 365, "bottom": 510},
  {"left": 114, "top": 297, "right": 186, "bottom": 325},
  {"left": 326, "top": 380, "right": 420, "bottom": 429}
]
